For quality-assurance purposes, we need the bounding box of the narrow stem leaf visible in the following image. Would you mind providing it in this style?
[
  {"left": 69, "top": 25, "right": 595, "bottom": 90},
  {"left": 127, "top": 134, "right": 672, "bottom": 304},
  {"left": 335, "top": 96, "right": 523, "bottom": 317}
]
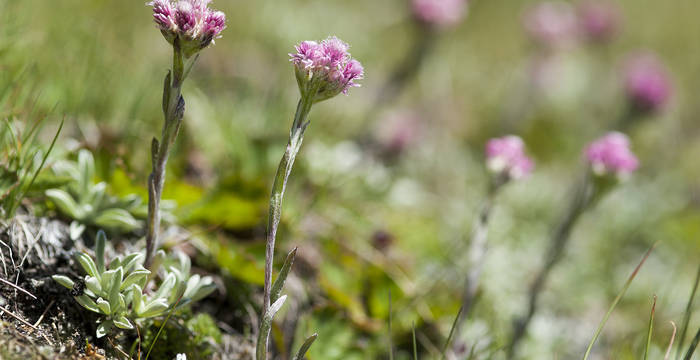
[
  {"left": 644, "top": 295, "right": 657, "bottom": 360},
  {"left": 293, "top": 333, "right": 318, "bottom": 360},
  {"left": 582, "top": 242, "right": 656, "bottom": 360}
]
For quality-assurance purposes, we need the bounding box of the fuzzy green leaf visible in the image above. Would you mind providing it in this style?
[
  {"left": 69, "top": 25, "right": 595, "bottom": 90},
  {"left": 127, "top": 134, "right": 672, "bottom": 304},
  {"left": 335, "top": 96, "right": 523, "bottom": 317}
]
[
  {"left": 139, "top": 299, "right": 169, "bottom": 318},
  {"left": 96, "top": 320, "right": 113, "bottom": 338},
  {"left": 131, "top": 285, "right": 144, "bottom": 314},
  {"left": 76, "top": 252, "right": 98, "bottom": 278},
  {"left": 51, "top": 275, "right": 74, "bottom": 289},
  {"left": 121, "top": 268, "right": 150, "bottom": 290},
  {"left": 100, "top": 269, "right": 117, "bottom": 292},
  {"left": 94, "top": 208, "right": 141, "bottom": 232},
  {"left": 271, "top": 248, "right": 297, "bottom": 303},
  {"left": 185, "top": 275, "right": 216, "bottom": 303},
  {"left": 95, "top": 230, "right": 106, "bottom": 273},
  {"left": 77, "top": 149, "right": 94, "bottom": 195},
  {"left": 46, "top": 189, "right": 84, "bottom": 219},
  {"left": 96, "top": 297, "right": 111, "bottom": 315},
  {"left": 75, "top": 295, "right": 100, "bottom": 313},
  {"left": 108, "top": 268, "right": 123, "bottom": 308},
  {"left": 114, "top": 315, "right": 133, "bottom": 330},
  {"left": 85, "top": 276, "right": 101, "bottom": 296},
  {"left": 120, "top": 253, "right": 144, "bottom": 274},
  {"left": 294, "top": 333, "right": 318, "bottom": 360},
  {"left": 108, "top": 256, "right": 122, "bottom": 270},
  {"left": 154, "top": 273, "right": 176, "bottom": 301}
]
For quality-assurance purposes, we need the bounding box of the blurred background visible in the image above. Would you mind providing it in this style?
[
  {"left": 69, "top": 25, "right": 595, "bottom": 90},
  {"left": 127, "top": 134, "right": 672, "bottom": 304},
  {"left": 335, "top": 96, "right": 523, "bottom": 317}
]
[{"left": 1, "top": 0, "right": 699, "bottom": 358}]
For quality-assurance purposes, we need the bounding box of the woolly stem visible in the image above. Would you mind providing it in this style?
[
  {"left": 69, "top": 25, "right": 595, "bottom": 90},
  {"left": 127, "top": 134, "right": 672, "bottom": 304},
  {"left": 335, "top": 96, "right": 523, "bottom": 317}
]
[
  {"left": 145, "top": 41, "right": 194, "bottom": 269},
  {"left": 257, "top": 95, "right": 314, "bottom": 360}
]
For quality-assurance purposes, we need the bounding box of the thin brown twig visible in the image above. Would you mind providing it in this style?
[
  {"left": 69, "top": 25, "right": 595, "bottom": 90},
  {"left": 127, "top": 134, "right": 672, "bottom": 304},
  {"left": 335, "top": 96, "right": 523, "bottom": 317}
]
[
  {"left": 664, "top": 321, "right": 677, "bottom": 360},
  {"left": 0, "top": 277, "right": 36, "bottom": 299},
  {"left": 108, "top": 336, "right": 131, "bottom": 359},
  {"left": 0, "top": 305, "right": 38, "bottom": 330},
  {"left": 32, "top": 299, "right": 54, "bottom": 327},
  {"left": 135, "top": 321, "right": 142, "bottom": 360}
]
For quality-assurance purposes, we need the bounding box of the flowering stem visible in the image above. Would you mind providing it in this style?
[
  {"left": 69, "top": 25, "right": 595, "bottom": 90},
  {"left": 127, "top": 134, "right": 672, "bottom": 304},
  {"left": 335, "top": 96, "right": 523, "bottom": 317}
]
[
  {"left": 257, "top": 94, "right": 314, "bottom": 360},
  {"left": 145, "top": 40, "right": 194, "bottom": 269},
  {"left": 448, "top": 177, "right": 505, "bottom": 355},
  {"left": 507, "top": 172, "right": 594, "bottom": 358}
]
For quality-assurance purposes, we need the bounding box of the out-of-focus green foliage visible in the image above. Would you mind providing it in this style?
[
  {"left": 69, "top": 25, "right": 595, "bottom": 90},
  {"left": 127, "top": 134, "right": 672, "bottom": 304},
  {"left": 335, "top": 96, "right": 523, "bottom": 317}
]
[{"left": 44, "top": 149, "right": 144, "bottom": 233}]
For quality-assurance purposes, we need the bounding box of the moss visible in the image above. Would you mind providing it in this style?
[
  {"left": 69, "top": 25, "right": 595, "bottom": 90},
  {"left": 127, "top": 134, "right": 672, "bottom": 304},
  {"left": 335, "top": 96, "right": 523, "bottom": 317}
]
[{"left": 139, "top": 312, "right": 222, "bottom": 360}]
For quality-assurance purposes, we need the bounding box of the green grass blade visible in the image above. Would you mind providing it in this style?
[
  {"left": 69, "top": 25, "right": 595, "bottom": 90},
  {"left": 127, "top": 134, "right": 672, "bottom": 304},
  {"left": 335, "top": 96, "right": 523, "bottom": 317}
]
[
  {"left": 582, "top": 242, "right": 656, "bottom": 360},
  {"left": 412, "top": 322, "right": 418, "bottom": 360},
  {"left": 676, "top": 263, "right": 700, "bottom": 360},
  {"left": 145, "top": 295, "right": 182, "bottom": 360},
  {"left": 644, "top": 295, "right": 657, "bottom": 360},
  {"left": 682, "top": 326, "right": 700, "bottom": 360},
  {"left": 442, "top": 306, "right": 464, "bottom": 360},
  {"left": 8, "top": 117, "right": 63, "bottom": 216},
  {"left": 388, "top": 291, "right": 393, "bottom": 360}
]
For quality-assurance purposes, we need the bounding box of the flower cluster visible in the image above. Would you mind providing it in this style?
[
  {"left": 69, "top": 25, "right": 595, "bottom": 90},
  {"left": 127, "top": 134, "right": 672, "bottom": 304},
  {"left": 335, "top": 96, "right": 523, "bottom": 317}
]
[
  {"left": 585, "top": 132, "right": 638, "bottom": 178},
  {"left": 411, "top": 0, "right": 468, "bottom": 28},
  {"left": 149, "top": 0, "right": 226, "bottom": 56},
  {"left": 623, "top": 53, "right": 672, "bottom": 113},
  {"left": 577, "top": 1, "right": 620, "bottom": 43},
  {"left": 485, "top": 136, "right": 534, "bottom": 180},
  {"left": 290, "top": 37, "right": 364, "bottom": 102}
]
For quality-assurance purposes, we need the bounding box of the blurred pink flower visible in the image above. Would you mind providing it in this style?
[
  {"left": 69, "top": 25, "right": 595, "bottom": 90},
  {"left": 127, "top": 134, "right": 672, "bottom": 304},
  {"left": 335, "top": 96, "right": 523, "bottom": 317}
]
[
  {"left": 290, "top": 37, "right": 364, "bottom": 101},
  {"left": 486, "top": 136, "right": 534, "bottom": 180},
  {"left": 523, "top": 1, "right": 579, "bottom": 48},
  {"left": 412, "top": 0, "right": 468, "bottom": 27},
  {"left": 624, "top": 53, "right": 672, "bottom": 113},
  {"left": 578, "top": 1, "right": 621, "bottom": 43},
  {"left": 585, "top": 132, "right": 638, "bottom": 177},
  {"left": 376, "top": 110, "right": 423, "bottom": 154},
  {"left": 149, "top": 0, "right": 226, "bottom": 52}
]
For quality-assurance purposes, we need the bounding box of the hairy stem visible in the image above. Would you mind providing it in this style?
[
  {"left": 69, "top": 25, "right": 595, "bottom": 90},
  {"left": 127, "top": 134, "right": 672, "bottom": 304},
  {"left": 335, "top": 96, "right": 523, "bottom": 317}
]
[
  {"left": 257, "top": 96, "right": 314, "bottom": 360},
  {"left": 507, "top": 173, "right": 593, "bottom": 358},
  {"left": 145, "top": 42, "right": 191, "bottom": 269},
  {"left": 450, "top": 179, "right": 503, "bottom": 355}
]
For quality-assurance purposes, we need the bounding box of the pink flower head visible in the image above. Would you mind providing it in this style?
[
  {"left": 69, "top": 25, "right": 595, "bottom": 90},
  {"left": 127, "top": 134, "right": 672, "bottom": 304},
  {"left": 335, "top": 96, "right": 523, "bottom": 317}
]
[
  {"left": 578, "top": 1, "right": 621, "bottom": 43},
  {"left": 202, "top": 11, "right": 226, "bottom": 39},
  {"left": 290, "top": 36, "right": 364, "bottom": 102},
  {"left": 376, "top": 110, "right": 424, "bottom": 154},
  {"left": 151, "top": 0, "right": 176, "bottom": 31},
  {"left": 523, "top": 1, "right": 579, "bottom": 49},
  {"left": 485, "top": 136, "right": 534, "bottom": 180},
  {"left": 174, "top": 1, "right": 196, "bottom": 34},
  {"left": 585, "top": 132, "right": 639, "bottom": 178},
  {"left": 412, "top": 0, "right": 468, "bottom": 27},
  {"left": 623, "top": 53, "right": 672, "bottom": 113},
  {"left": 148, "top": 0, "right": 226, "bottom": 55}
]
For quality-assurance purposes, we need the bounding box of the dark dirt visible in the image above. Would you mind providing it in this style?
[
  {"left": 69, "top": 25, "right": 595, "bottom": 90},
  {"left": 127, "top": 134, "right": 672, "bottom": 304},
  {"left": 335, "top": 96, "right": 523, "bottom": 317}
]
[{"left": 0, "top": 214, "right": 255, "bottom": 360}]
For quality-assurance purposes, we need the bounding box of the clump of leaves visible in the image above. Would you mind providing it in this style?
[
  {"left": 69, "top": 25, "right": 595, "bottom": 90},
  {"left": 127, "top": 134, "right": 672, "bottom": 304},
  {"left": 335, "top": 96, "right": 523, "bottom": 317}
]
[
  {"left": 52, "top": 230, "right": 216, "bottom": 338},
  {"left": 45, "top": 149, "right": 148, "bottom": 234},
  {"left": 0, "top": 117, "right": 62, "bottom": 218}
]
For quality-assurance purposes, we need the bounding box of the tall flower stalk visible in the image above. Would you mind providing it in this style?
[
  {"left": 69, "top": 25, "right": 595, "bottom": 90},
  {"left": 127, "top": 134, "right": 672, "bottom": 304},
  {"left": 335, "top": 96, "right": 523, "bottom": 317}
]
[
  {"left": 507, "top": 132, "right": 638, "bottom": 358},
  {"left": 462, "top": 137, "right": 534, "bottom": 314},
  {"left": 144, "top": 0, "right": 225, "bottom": 268},
  {"left": 256, "top": 37, "right": 364, "bottom": 360},
  {"left": 449, "top": 136, "right": 534, "bottom": 357}
]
